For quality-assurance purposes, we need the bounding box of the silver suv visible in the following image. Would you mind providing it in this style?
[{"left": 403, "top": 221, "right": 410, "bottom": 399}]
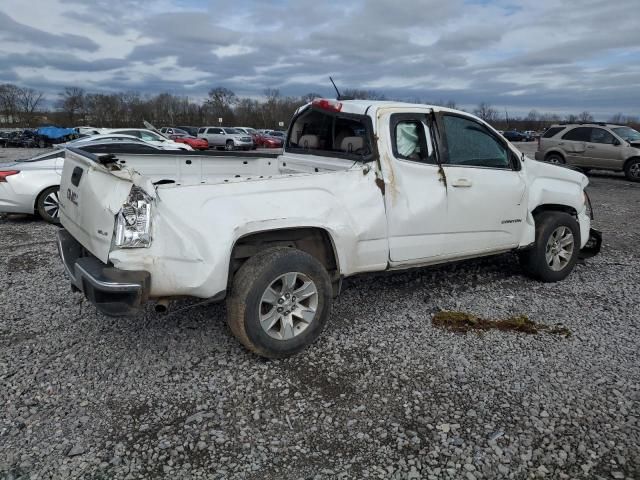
[
  {"left": 197, "top": 127, "right": 253, "bottom": 151},
  {"left": 535, "top": 123, "right": 640, "bottom": 181}
]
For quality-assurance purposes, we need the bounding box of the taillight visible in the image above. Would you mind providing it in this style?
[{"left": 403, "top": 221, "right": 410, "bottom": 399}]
[
  {"left": 312, "top": 98, "right": 342, "bottom": 112},
  {"left": 0, "top": 170, "right": 19, "bottom": 182}
]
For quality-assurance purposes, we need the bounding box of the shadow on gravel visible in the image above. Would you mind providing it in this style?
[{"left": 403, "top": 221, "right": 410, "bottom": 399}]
[{"left": 432, "top": 310, "right": 571, "bottom": 337}]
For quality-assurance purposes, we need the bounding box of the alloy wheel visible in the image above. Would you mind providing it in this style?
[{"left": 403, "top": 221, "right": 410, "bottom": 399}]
[
  {"left": 545, "top": 226, "right": 574, "bottom": 271},
  {"left": 259, "top": 272, "right": 319, "bottom": 341}
]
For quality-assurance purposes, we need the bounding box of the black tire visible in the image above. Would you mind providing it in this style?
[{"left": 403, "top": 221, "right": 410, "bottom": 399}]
[
  {"left": 38, "top": 138, "right": 46, "bottom": 148},
  {"left": 226, "top": 247, "right": 332, "bottom": 358},
  {"left": 36, "top": 186, "right": 61, "bottom": 224},
  {"left": 225, "top": 140, "right": 234, "bottom": 151},
  {"left": 624, "top": 158, "right": 640, "bottom": 182},
  {"left": 545, "top": 153, "right": 565, "bottom": 165},
  {"left": 519, "top": 212, "right": 580, "bottom": 282}
]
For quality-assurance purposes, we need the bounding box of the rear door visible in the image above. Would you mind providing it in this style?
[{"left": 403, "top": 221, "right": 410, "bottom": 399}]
[
  {"left": 435, "top": 113, "right": 527, "bottom": 255},
  {"left": 559, "top": 127, "right": 591, "bottom": 166},
  {"left": 59, "top": 149, "right": 133, "bottom": 263},
  {"left": 379, "top": 109, "right": 451, "bottom": 264},
  {"left": 207, "top": 128, "right": 224, "bottom": 146}
]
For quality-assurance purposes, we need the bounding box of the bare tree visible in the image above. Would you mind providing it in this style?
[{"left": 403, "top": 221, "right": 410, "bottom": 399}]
[
  {"left": 57, "top": 87, "right": 85, "bottom": 124},
  {"left": 342, "top": 89, "right": 386, "bottom": 100},
  {"left": 16, "top": 87, "right": 45, "bottom": 126},
  {"left": 473, "top": 102, "right": 499, "bottom": 123},
  {"left": 578, "top": 111, "right": 594, "bottom": 123},
  {"left": 0, "top": 84, "right": 21, "bottom": 125}
]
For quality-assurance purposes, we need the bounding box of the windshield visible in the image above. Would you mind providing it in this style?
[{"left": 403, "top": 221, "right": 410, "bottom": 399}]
[
  {"left": 612, "top": 127, "right": 640, "bottom": 142},
  {"left": 223, "top": 128, "right": 241, "bottom": 135}
]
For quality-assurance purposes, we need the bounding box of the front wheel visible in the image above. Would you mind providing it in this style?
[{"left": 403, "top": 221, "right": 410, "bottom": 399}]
[
  {"left": 225, "top": 140, "right": 234, "bottom": 151},
  {"left": 226, "top": 247, "right": 332, "bottom": 358},
  {"left": 624, "top": 158, "right": 640, "bottom": 182},
  {"left": 36, "top": 186, "right": 61, "bottom": 224},
  {"left": 519, "top": 212, "right": 580, "bottom": 282}
]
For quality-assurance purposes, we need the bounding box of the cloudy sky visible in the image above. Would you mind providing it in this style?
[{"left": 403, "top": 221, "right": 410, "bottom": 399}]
[{"left": 1, "top": 0, "right": 638, "bottom": 118}]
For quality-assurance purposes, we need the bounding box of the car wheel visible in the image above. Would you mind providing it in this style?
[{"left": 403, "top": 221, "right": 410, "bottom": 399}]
[
  {"left": 225, "top": 140, "right": 234, "bottom": 151},
  {"left": 624, "top": 158, "right": 640, "bottom": 182},
  {"left": 546, "top": 153, "right": 565, "bottom": 165},
  {"left": 38, "top": 138, "right": 46, "bottom": 148},
  {"left": 36, "top": 186, "right": 61, "bottom": 224},
  {"left": 519, "top": 212, "right": 580, "bottom": 282},
  {"left": 226, "top": 247, "right": 332, "bottom": 358}
]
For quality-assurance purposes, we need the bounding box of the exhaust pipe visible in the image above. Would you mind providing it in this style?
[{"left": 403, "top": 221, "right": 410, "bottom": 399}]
[{"left": 155, "top": 298, "right": 170, "bottom": 313}]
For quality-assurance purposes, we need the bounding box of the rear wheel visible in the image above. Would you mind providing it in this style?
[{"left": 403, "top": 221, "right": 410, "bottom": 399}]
[
  {"left": 624, "top": 158, "right": 640, "bottom": 182},
  {"left": 519, "top": 212, "right": 580, "bottom": 282},
  {"left": 226, "top": 247, "right": 332, "bottom": 358},
  {"left": 546, "top": 153, "right": 565, "bottom": 165},
  {"left": 36, "top": 186, "right": 61, "bottom": 224},
  {"left": 225, "top": 140, "right": 234, "bottom": 151}
]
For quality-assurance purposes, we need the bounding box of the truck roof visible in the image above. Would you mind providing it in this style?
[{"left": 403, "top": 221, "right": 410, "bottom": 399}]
[{"left": 303, "top": 98, "right": 460, "bottom": 117}]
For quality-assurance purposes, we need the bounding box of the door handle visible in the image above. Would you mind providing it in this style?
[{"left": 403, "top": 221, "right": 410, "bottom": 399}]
[{"left": 452, "top": 178, "right": 472, "bottom": 188}]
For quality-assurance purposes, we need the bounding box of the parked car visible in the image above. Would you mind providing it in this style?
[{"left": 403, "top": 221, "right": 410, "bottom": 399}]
[
  {"left": 0, "top": 131, "right": 10, "bottom": 147},
  {"left": 168, "top": 133, "right": 209, "bottom": 150},
  {"left": 234, "top": 127, "right": 260, "bottom": 149},
  {"left": 523, "top": 130, "right": 537, "bottom": 141},
  {"left": 260, "top": 135, "right": 284, "bottom": 148},
  {"left": 175, "top": 126, "right": 200, "bottom": 137},
  {"left": 502, "top": 130, "right": 527, "bottom": 142},
  {"left": 56, "top": 98, "right": 601, "bottom": 358},
  {"left": 535, "top": 123, "right": 640, "bottom": 181},
  {"left": 4, "top": 130, "right": 38, "bottom": 148},
  {"left": 61, "top": 134, "right": 189, "bottom": 151},
  {"left": 0, "top": 139, "right": 179, "bottom": 224},
  {"left": 74, "top": 126, "right": 103, "bottom": 136},
  {"left": 197, "top": 127, "right": 253, "bottom": 150},
  {"left": 266, "top": 130, "right": 286, "bottom": 139},
  {"left": 159, "top": 127, "right": 189, "bottom": 136},
  {"left": 107, "top": 128, "right": 193, "bottom": 151}
]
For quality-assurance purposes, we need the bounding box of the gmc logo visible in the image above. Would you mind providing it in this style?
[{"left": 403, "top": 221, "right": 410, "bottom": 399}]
[{"left": 67, "top": 188, "right": 79, "bottom": 206}]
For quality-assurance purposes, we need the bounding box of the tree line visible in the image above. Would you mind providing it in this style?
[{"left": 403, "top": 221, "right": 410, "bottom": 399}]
[{"left": 1, "top": 82, "right": 638, "bottom": 131}]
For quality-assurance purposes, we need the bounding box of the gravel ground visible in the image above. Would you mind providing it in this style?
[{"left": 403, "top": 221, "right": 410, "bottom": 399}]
[{"left": 1, "top": 146, "right": 639, "bottom": 479}]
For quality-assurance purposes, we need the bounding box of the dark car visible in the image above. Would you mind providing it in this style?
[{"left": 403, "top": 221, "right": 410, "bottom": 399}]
[
  {"left": 0, "top": 131, "right": 9, "bottom": 148},
  {"left": 502, "top": 130, "right": 527, "bottom": 142},
  {"left": 5, "top": 130, "right": 38, "bottom": 148},
  {"left": 176, "top": 126, "right": 200, "bottom": 137}
]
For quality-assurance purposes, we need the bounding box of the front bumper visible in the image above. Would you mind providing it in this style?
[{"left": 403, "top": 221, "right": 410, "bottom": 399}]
[
  {"left": 579, "top": 228, "right": 602, "bottom": 259},
  {"left": 57, "top": 229, "right": 150, "bottom": 316}
]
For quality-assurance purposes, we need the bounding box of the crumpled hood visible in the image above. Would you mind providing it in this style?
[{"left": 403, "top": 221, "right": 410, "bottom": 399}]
[{"left": 526, "top": 156, "right": 588, "bottom": 189}]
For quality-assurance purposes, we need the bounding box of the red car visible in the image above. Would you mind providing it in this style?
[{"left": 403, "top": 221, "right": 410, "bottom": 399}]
[
  {"left": 170, "top": 134, "right": 209, "bottom": 150},
  {"left": 256, "top": 133, "right": 283, "bottom": 148}
]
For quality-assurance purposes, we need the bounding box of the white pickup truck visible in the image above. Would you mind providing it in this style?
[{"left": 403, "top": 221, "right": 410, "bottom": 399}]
[{"left": 57, "top": 99, "right": 601, "bottom": 358}]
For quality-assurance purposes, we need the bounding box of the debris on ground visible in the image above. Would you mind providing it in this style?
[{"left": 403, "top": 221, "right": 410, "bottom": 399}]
[{"left": 432, "top": 310, "right": 571, "bottom": 336}]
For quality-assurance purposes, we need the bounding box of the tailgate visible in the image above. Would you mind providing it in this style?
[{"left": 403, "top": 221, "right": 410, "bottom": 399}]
[{"left": 59, "top": 149, "right": 134, "bottom": 263}]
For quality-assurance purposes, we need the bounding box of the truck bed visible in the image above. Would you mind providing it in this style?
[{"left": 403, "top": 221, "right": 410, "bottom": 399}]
[{"left": 104, "top": 151, "right": 355, "bottom": 187}]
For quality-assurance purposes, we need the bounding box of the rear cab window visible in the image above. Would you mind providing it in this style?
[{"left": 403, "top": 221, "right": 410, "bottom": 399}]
[{"left": 286, "top": 106, "right": 374, "bottom": 161}]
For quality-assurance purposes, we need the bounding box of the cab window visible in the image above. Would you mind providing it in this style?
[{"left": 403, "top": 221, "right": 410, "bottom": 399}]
[
  {"left": 590, "top": 128, "right": 615, "bottom": 144},
  {"left": 441, "top": 115, "right": 510, "bottom": 169},
  {"left": 390, "top": 115, "right": 435, "bottom": 164}
]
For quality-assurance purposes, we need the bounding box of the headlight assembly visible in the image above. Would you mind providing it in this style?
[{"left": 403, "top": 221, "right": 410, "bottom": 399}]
[{"left": 114, "top": 186, "right": 152, "bottom": 248}]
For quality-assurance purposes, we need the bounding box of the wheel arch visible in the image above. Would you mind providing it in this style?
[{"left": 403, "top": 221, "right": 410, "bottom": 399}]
[
  {"left": 229, "top": 227, "right": 341, "bottom": 295},
  {"left": 532, "top": 203, "right": 578, "bottom": 218},
  {"left": 544, "top": 149, "right": 565, "bottom": 162},
  {"left": 623, "top": 156, "right": 640, "bottom": 171},
  {"left": 34, "top": 184, "right": 60, "bottom": 212}
]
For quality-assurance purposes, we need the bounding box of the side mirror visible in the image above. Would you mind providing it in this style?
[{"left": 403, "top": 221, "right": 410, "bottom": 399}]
[{"left": 612, "top": 138, "right": 621, "bottom": 146}]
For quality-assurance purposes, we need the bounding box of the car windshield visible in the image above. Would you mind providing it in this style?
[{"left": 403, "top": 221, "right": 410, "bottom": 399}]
[
  {"left": 223, "top": 128, "right": 241, "bottom": 134},
  {"left": 612, "top": 127, "right": 640, "bottom": 142},
  {"left": 15, "top": 150, "right": 65, "bottom": 163}
]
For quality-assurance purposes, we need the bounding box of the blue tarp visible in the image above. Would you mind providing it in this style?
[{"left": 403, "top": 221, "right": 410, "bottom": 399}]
[{"left": 36, "top": 127, "right": 76, "bottom": 139}]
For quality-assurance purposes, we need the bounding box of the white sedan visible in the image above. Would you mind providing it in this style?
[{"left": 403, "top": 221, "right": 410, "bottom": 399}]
[
  {"left": 106, "top": 128, "right": 193, "bottom": 151},
  {"left": 61, "top": 133, "right": 188, "bottom": 151},
  {"left": 0, "top": 139, "right": 177, "bottom": 224}
]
